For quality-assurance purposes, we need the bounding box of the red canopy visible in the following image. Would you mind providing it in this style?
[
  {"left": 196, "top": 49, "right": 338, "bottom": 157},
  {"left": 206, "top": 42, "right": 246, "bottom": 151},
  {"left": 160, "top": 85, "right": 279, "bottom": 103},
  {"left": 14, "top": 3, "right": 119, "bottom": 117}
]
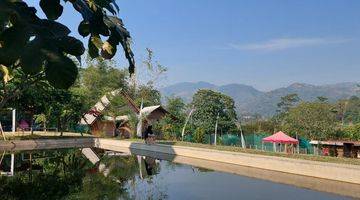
[{"left": 262, "top": 131, "right": 298, "bottom": 144}]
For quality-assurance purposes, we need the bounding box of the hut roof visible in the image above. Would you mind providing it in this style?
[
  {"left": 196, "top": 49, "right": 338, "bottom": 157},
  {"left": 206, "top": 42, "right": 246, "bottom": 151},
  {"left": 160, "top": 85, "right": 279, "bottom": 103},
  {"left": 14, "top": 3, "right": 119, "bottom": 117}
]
[{"left": 262, "top": 131, "right": 298, "bottom": 144}]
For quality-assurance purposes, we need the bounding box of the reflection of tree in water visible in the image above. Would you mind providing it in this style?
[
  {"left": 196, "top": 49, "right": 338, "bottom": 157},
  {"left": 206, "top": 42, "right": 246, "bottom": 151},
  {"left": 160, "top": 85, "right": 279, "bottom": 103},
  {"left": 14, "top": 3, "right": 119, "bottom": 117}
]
[
  {"left": 0, "top": 149, "right": 91, "bottom": 200},
  {"left": 0, "top": 150, "right": 142, "bottom": 200}
]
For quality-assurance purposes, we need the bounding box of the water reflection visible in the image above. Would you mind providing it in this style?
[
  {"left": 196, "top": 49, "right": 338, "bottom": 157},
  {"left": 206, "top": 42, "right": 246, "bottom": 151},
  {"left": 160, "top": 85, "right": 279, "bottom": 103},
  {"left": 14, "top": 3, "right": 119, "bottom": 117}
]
[
  {"left": 0, "top": 149, "right": 354, "bottom": 200},
  {"left": 0, "top": 149, "right": 135, "bottom": 200}
]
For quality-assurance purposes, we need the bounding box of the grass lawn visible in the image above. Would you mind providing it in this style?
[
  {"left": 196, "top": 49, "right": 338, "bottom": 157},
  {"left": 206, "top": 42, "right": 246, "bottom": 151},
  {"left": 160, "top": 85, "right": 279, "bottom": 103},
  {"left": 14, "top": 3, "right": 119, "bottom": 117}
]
[{"left": 125, "top": 138, "right": 360, "bottom": 166}]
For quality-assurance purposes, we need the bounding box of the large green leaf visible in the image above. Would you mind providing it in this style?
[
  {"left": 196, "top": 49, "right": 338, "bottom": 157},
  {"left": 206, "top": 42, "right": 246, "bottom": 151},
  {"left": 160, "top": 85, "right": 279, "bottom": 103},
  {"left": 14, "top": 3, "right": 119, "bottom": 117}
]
[
  {"left": 0, "top": 25, "right": 29, "bottom": 65},
  {"left": 88, "top": 34, "right": 102, "bottom": 58},
  {"left": 90, "top": 13, "right": 109, "bottom": 36},
  {"left": 101, "top": 41, "right": 116, "bottom": 59},
  {"left": 20, "top": 40, "right": 45, "bottom": 75},
  {"left": 37, "top": 19, "right": 71, "bottom": 38},
  {"left": 78, "top": 20, "right": 90, "bottom": 37},
  {"left": 88, "top": 37, "right": 99, "bottom": 59},
  {"left": 45, "top": 53, "right": 78, "bottom": 89},
  {"left": 90, "top": 34, "right": 103, "bottom": 48},
  {"left": 0, "top": 25, "right": 29, "bottom": 49},
  {"left": 40, "top": 0, "right": 63, "bottom": 20},
  {"left": 56, "top": 36, "right": 85, "bottom": 56}
]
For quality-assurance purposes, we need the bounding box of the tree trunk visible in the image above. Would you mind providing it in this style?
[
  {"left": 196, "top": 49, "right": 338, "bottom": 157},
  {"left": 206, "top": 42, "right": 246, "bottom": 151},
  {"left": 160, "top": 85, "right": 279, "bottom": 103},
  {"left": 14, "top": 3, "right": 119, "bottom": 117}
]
[
  {"left": 44, "top": 120, "right": 46, "bottom": 133},
  {"left": 0, "top": 122, "right": 6, "bottom": 141},
  {"left": 30, "top": 113, "right": 34, "bottom": 135},
  {"left": 57, "top": 117, "right": 63, "bottom": 136}
]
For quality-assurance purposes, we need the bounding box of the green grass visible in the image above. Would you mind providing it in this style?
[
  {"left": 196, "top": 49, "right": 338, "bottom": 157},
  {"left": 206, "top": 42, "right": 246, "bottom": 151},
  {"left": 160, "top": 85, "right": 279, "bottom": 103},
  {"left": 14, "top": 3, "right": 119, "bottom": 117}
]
[{"left": 124, "top": 138, "right": 360, "bottom": 166}]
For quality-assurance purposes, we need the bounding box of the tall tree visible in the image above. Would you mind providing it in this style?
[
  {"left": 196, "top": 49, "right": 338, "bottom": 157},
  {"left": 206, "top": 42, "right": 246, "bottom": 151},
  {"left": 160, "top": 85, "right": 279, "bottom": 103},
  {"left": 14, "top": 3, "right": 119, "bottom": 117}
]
[
  {"left": 9, "top": 81, "right": 50, "bottom": 133},
  {"left": 159, "top": 96, "right": 186, "bottom": 140},
  {"left": 276, "top": 93, "right": 300, "bottom": 113},
  {"left": 282, "top": 102, "right": 337, "bottom": 140},
  {"left": 75, "top": 58, "right": 129, "bottom": 108},
  {"left": 342, "top": 96, "right": 360, "bottom": 124},
  {"left": 47, "top": 89, "right": 86, "bottom": 135},
  {"left": 191, "top": 89, "right": 237, "bottom": 135}
]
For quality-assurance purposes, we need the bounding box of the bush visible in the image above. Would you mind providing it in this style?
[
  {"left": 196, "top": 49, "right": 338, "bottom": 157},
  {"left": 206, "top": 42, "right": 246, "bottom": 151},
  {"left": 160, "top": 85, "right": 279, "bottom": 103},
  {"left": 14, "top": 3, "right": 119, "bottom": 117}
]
[{"left": 193, "top": 127, "right": 205, "bottom": 143}]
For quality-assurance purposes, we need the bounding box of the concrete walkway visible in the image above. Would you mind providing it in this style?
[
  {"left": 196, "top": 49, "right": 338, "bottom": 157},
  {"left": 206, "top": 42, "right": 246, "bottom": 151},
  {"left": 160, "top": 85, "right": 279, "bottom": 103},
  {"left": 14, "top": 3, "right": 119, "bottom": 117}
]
[
  {"left": 95, "top": 139, "right": 360, "bottom": 185},
  {"left": 0, "top": 138, "right": 94, "bottom": 151},
  {"left": 2, "top": 131, "right": 93, "bottom": 138}
]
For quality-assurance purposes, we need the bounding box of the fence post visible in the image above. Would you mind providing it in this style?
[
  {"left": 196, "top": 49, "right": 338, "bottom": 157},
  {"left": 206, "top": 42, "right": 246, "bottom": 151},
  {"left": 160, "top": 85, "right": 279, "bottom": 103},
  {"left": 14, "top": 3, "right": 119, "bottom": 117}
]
[{"left": 12, "top": 109, "right": 16, "bottom": 133}]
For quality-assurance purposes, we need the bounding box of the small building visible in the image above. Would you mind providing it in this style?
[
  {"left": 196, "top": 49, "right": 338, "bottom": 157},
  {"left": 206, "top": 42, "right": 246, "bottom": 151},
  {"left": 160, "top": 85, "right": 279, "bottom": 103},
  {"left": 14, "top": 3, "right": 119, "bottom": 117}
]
[
  {"left": 79, "top": 90, "right": 174, "bottom": 138},
  {"left": 140, "top": 105, "right": 175, "bottom": 124},
  {"left": 310, "top": 140, "right": 360, "bottom": 158},
  {"left": 87, "top": 105, "right": 174, "bottom": 138},
  {"left": 90, "top": 115, "right": 132, "bottom": 138}
]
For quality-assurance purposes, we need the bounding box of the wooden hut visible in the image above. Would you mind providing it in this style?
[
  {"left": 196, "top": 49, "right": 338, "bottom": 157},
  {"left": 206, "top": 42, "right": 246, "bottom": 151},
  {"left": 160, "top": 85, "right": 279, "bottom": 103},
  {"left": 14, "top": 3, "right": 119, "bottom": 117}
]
[
  {"left": 310, "top": 140, "right": 360, "bottom": 158},
  {"left": 90, "top": 115, "right": 132, "bottom": 138}
]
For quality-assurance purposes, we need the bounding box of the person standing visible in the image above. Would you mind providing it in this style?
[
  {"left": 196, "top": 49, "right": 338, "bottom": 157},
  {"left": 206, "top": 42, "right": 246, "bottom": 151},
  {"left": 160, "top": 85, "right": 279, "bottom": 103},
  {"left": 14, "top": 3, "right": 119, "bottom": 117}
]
[{"left": 143, "top": 125, "right": 155, "bottom": 144}]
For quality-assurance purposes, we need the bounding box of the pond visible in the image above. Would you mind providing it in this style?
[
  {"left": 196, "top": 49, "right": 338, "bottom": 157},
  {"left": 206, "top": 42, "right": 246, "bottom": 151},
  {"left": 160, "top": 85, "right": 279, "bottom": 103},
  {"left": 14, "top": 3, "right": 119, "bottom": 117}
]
[{"left": 0, "top": 149, "right": 353, "bottom": 200}]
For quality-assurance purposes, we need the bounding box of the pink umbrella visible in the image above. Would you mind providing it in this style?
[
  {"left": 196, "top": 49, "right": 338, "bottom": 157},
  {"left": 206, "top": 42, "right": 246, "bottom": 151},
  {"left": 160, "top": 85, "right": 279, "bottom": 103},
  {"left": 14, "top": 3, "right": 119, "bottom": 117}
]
[
  {"left": 262, "top": 131, "right": 298, "bottom": 144},
  {"left": 262, "top": 131, "right": 298, "bottom": 153}
]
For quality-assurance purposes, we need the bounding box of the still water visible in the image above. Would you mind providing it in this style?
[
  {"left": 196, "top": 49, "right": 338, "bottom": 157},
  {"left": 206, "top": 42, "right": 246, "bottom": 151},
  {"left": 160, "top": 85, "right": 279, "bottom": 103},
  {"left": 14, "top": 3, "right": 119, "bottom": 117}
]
[{"left": 0, "top": 149, "right": 353, "bottom": 200}]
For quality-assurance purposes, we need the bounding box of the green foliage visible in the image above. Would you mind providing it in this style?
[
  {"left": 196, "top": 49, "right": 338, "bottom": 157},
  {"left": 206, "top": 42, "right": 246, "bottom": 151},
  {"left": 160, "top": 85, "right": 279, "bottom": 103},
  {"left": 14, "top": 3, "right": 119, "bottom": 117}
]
[
  {"left": 282, "top": 102, "right": 337, "bottom": 140},
  {"left": 9, "top": 80, "right": 51, "bottom": 129},
  {"left": 0, "top": 0, "right": 135, "bottom": 109},
  {"left": 134, "top": 85, "right": 161, "bottom": 107},
  {"left": 0, "top": 150, "right": 90, "bottom": 200},
  {"left": 242, "top": 120, "right": 275, "bottom": 134},
  {"left": 67, "top": 173, "right": 122, "bottom": 200},
  {"left": 276, "top": 93, "right": 300, "bottom": 113},
  {"left": 342, "top": 123, "right": 360, "bottom": 140},
  {"left": 160, "top": 97, "right": 186, "bottom": 140},
  {"left": 191, "top": 89, "right": 237, "bottom": 135},
  {"left": 193, "top": 127, "right": 205, "bottom": 143},
  {"left": 47, "top": 89, "right": 87, "bottom": 132},
  {"left": 343, "top": 96, "right": 360, "bottom": 124},
  {"left": 45, "top": 54, "right": 79, "bottom": 89},
  {"left": 76, "top": 58, "right": 129, "bottom": 109},
  {"left": 0, "top": 150, "right": 140, "bottom": 200},
  {"left": 39, "top": 0, "right": 63, "bottom": 20}
]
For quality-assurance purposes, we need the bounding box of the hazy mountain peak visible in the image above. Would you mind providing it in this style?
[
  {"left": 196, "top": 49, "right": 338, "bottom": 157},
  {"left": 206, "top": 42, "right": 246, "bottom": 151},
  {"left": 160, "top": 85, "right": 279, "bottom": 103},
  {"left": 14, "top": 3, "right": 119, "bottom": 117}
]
[
  {"left": 161, "top": 81, "right": 359, "bottom": 116},
  {"left": 288, "top": 82, "right": 315, "bottom": 89}
]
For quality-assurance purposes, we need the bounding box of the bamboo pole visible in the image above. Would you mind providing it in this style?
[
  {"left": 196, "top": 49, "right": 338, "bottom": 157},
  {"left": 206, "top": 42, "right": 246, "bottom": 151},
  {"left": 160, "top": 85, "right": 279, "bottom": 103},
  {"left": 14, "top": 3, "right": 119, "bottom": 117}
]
[{"left": 0, "top": 122, "right": 6, "bottom": 141}]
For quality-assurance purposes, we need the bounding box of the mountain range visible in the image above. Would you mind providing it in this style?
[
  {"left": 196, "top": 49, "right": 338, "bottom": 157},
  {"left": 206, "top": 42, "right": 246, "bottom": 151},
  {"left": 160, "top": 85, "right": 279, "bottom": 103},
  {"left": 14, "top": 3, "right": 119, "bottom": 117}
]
[{"left": 160, "top": 81, "right": 360, "bottom": 117}]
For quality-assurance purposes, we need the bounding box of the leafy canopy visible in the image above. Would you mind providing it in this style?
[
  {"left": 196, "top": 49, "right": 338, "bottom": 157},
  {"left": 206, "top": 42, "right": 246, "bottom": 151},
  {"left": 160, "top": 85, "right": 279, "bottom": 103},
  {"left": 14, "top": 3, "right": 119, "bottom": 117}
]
[
  {"left": 191, "top": 89, "right": 237, "bottom": 134},
  {"left": 0, "top": 0, "right": 135, "bottom": 91},
  {"left": 282, "top": 101, "right": 337, "bottom": 140}
]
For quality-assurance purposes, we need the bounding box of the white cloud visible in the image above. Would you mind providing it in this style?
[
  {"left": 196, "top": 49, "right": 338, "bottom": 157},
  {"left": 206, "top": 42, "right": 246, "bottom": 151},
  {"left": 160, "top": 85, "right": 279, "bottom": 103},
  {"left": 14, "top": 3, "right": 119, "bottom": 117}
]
[{"left": 229, "top": 37, "right": 351, "bottom": 51}]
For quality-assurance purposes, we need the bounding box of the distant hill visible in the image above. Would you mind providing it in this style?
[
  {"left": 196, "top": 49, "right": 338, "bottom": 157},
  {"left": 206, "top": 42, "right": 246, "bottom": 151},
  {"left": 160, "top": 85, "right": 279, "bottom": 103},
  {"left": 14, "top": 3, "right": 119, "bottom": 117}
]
[{"left": 160, "top": 82, "right": 359, "bottom": 117}]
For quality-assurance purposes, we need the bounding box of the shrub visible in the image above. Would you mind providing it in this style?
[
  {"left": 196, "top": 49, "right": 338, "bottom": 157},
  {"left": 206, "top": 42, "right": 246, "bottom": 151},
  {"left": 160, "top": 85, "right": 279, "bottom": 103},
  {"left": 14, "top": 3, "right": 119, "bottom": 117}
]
[{"left": 193, "top": 127, "right": 205, "bottom": 143}]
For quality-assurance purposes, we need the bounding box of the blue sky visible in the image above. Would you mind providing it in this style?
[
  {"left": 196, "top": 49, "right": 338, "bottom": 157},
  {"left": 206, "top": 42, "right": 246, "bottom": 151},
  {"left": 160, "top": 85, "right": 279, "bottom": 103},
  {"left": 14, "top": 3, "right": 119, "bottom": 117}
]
[{"left": 28, "top": 0, "right": 360, "bottom": 91}]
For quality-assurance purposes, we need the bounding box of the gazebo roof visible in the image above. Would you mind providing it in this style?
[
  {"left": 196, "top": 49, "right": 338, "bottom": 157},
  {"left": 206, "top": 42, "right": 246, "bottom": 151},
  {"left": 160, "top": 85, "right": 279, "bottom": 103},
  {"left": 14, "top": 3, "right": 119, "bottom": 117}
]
[{"left": 262, "top": 131, "right": 298, "bottom": 144}]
